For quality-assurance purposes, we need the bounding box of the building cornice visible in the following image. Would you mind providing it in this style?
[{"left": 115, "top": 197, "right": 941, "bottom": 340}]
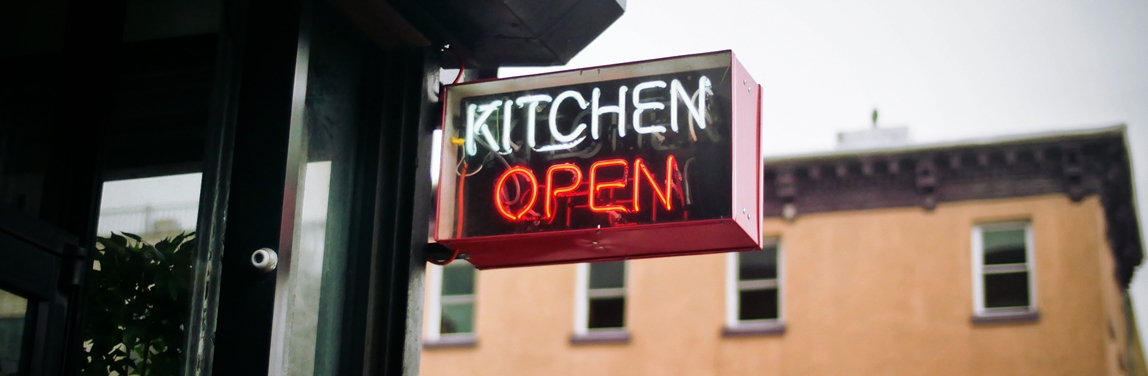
[{"left": 762, "top": 125, "right": 1143, "bottom": 287}]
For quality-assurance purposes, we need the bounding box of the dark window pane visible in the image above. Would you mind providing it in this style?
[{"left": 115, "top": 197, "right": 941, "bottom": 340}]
[
  {"left": 0, "top": 289, "right": 28, "bottom": 374},
  {"left": 983, "top": 228, "right": 1026, "bottom": 265},
  {"left": 738, "top": 288, "right": 778, "bottom": 321},
  {"left": 441, "top": 302, "right": 475, "bottom": 334},
  {"left": 589, "top": 261, "right": 625, "bottom": 289},
  {"left": 442, "top": 264, "right": 475, "bottom": 296},
  {"left": 984, "top": 272, "right": 1030, "bottom": 308},
  {"left": 588, "top": 297, "right": 625, "bottom": 329},
  {"left": 739, "top": 246, "right": 777, "bottom": 281}
]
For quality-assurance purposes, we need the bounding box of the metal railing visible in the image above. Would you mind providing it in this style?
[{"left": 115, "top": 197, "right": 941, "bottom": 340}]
[{"left": 97, "top": 202, "right": 200, "bottom": 236}]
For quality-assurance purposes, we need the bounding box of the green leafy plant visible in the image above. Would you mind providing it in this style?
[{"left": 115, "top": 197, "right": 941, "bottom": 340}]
[{"left": 82, "top": 232, "right": 194, "bottom": 376}]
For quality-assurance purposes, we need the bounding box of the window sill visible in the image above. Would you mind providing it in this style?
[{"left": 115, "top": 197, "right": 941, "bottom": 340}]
[
  {"left": 423, "top": 334, "right": 478, "bottom": 349},
  {"left": 971, "top": 309, "right": 1040, "bottom": 325},
  {"left": 722, "top": 321, "right": 786, "bottom": 337},
  {"left": 570, "top": 329, "right": 631, "bottom": 345}
]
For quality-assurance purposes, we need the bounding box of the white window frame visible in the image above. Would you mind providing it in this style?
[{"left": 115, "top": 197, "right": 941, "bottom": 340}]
[
  {"left": 425, "top": 261, "right": 477, "bottom": 341},
  {"left": 972, "top": 221, "right": 1036, "bottom": 316},
  {"left": 574, "top": 261, "right": 628, "bottom": 335},
  {"left": 725, "top": 238, "right": 783, "bottom": 328}
]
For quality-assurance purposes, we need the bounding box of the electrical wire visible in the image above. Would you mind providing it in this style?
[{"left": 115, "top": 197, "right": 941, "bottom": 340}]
[
  {"left": 457, "top": 155, "right": 485, "bottom": 177},
  {"left": 687, "top": 86, "right": 714, "bottom": 142},
  {"left": 440, "top": 45, "right": 463, "bottom": 84},
  {"left": 428, "top": 248, "right": 461, "bottom": 266},
  {"left": 683, "top": 157, "right": 696, "bottom": 205}
]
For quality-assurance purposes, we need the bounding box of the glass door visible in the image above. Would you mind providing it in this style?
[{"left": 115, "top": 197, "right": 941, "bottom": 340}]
[
  {"left": 0, "top": 208, "right": 84, "bottom": 376},
  {"left": 0, "top": 288, "right": 28, "bottom": 376},
  {"left": 206, "top": 0, "right": 439, "bottom": 374},
  {"left": 0, "top": 0, "right": 437, "bottom": 373}
]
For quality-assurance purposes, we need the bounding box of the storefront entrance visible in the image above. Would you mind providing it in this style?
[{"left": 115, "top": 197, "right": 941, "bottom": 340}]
[
  {"left": 1, "top": 1, "right": 435, "bottom": 374},
  {"left": 0, "top": 0, "right": 622, "bottom": 374}
]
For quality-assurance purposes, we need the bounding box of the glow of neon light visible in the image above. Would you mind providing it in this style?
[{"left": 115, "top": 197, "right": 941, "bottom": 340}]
[
  {"left": 493, "top": 166, "right": 538, "bottom": 221},
  {"left": 592, "top": 86, "right": 628, "bottom": 140},
  {"left": 632, "top": 80, "right": 667, "bottom": 135},
  {"left": 548, "top": 90, "right": 588, "bottom": 144},
  {"left": 588, "top": 159, "right": 629, "bottom": 213},
  {"left": 465, "top": 100, "right": 503, "bottom": 156},
  {"left": 533, "top": 136, "right": 587, "bottom": 152},
  {"left": 632, "top": 155, "right": 676, "bottom": 212},
  {"left": 465, "top": 103, "right": 478, "bottom": 156},
  {"left": 544, "top": 163, "right": 583, "bottom": 219},
  {"left": 669, "top": 76, "right": 710, "bottom": 132},
  {"left": 501, "top": 100, "right": 514, "bottom": 154},
  {"left": 430, "top": 129, "right": 442, "bottom": 186},
  {"left": 515, "top": 95, "right": 551, "bottom": 150}
]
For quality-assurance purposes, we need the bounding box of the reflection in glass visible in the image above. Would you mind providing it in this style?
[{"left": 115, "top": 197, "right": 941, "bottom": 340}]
[
  {"left": 442, "top": 264, "right": 476, "bottom": 296},
  {"left": 739, "top": 246, "right": 778, "bottom": 280},
  {"left": 441, "top": 302, "right": 475, "bottom": 335},
  {"left": 98, "top": 173, "right": 202, "bottom": 238},
  {"left": 983, "top": 228, "right": 1026, "bottom": 265},
  {"left": 589, "top": 261, "right": 625, "bottom": 289},
  {"left": 273, "top": 53, "right": 368, "bottom": 371},
  {"left": 0, "top": 289, "right": 28, "bottom": 376},
  {"left": 279, "top": 162, "right": 337, "bottom": 375}
]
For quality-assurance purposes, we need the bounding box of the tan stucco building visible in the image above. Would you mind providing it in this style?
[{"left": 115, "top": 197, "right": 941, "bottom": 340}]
[{"left": 420, "top": 126, "right": 1145, "bottom": 375}]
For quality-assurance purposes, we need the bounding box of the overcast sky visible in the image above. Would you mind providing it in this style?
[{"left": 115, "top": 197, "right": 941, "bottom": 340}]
[{"left": 505, "top": 0, "right": 1148, "bottom": 356}]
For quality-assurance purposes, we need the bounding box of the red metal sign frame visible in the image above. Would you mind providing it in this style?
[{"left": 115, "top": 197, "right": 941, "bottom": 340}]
[{"left": 434, "top": 50, "right": 762, "bottom": 269}]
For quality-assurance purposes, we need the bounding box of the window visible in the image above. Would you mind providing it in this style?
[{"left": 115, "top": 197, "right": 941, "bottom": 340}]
[
  {"left": 425, "top": 261, "right": 477, "bottom": 346},
  {"left": 573, "top": 261, "right": 629, "bottom": 343},
  {"left": 87, "top": 173, "right": 203, "bottom": 374},
  {"left": 972, "top": 222, "right": 1036, "bottom": 320},
  {"left": 724, "top": 240, "right": 784, "bottom": 335},
  {"left": 0, "top": 288, "right": 28, "bottom": 374}
]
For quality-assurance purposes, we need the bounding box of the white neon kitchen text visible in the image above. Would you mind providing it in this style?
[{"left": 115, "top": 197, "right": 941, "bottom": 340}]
[{"left": 464, "top": 76, "right": 712, "bottom": 156}]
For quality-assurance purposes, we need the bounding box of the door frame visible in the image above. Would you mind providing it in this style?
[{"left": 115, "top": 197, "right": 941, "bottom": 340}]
[
  {"left": 203, "top": 0, "right": 439, "bottom": 374},
  {"left": 0, "top": 207, "right": 85, "bottom": 376}
]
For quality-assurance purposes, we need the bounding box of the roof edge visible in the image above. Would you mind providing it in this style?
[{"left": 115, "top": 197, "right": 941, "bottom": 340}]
[
  {"left": 758, "top": 124, "right": 1142, "bottom": 288},
  {"left": 765, "top": 124, "right": 1127, "bottom": 164}
]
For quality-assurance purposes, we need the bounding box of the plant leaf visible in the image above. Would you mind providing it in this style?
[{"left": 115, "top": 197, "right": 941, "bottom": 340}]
[
  {"left": 83, "top": 230, "right": 198, "bottom": 375},
  {"left": 109, "top": 233, "right": 128, "bottom": 248}
]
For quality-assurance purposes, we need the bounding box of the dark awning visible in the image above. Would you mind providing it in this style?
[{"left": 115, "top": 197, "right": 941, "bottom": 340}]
[{"left": 332, "top": 0, "right": 626, "bottom": 68}]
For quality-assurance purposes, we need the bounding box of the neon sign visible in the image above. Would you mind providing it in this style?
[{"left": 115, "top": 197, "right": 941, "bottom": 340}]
[
  {"left": 463, "top": 77, "right": 711, "bottom": 156},
  {"left": 491, "top": 155, "right": 681, "bottom": 223},
  {"left": 435, "top": 51, "right": 763, "bottom": 269}
]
